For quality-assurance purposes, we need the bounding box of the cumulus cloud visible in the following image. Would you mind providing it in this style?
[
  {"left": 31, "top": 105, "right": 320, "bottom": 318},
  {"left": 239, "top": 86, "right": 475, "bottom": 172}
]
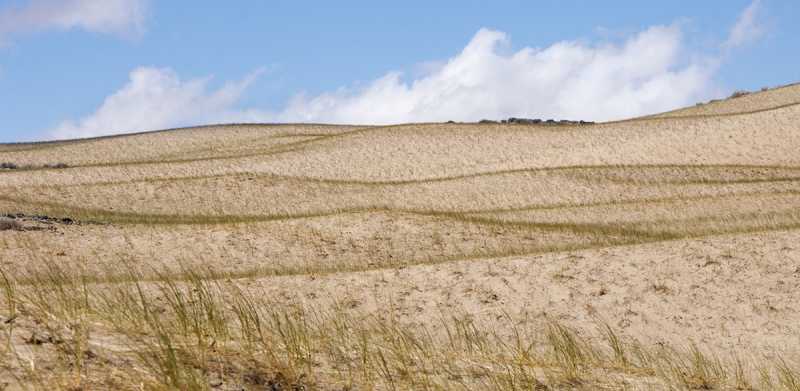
[
  {"left": 39, "top": 66, "right": 267, "bottom": 140},
  {"left": 722, "top": 0, "right": 767, "bottom": 51},
  {"left": 37, "top": 22, "right": 728, "bottom": 140},
  {"left": 274, "top": 25, "right": 718, "bottom": 124},
  {"left": 39, "top": 24, "right": 720, "bottom": 141},
  {"left": 0, "top": 0, "right": 148, "bottom": 39}
]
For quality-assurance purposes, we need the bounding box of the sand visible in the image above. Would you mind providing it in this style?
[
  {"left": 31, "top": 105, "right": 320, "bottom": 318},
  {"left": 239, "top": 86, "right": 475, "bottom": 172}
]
[{"left": 1, "top": 83, "right": 800, "bottom": 389}]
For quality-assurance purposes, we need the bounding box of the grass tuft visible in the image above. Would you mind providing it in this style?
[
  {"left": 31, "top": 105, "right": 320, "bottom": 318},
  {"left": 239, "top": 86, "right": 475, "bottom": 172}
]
[{"left": 1, "top": 261, "right": 799, "bottom": 389}]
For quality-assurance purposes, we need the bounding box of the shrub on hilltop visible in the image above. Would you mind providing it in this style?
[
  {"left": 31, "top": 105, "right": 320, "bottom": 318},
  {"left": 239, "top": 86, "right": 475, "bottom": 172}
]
[{"left": 728, "top": 90, "right": 751, "bottom": 99}]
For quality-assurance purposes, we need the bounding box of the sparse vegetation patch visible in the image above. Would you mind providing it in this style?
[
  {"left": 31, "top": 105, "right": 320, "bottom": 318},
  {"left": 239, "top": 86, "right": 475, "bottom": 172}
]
[
  {"left": 0, "top": 162, "right": 68, "bottom": 170},
  {"left": 728, "top": 89, "right": 751, "bottom": 99},
  {"left": 2, "top": 263, "right": 798, "bottom": 390},
  {"left": 479, "top": 117, "right": 595, "bottom": 124},
  {"left": 0, "top": 217, "right": 22, "bottom": 231}
]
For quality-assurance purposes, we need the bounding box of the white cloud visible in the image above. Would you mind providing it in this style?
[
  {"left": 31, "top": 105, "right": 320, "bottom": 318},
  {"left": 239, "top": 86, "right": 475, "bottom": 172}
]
[
  {"left": 0, "top": 0, "right": 148, "bottom": 38},
  {"left": 39, "top": 66, "right": 268, "bottom": 140},
  {"left": 273, "top": 25, "right": 718, "bottom": 124},
  {"left": 722, "top": 0, "right": 766, "bottom": 51},
  {"left": 36, "top": 24, "right": 724, "bottom": 141}
]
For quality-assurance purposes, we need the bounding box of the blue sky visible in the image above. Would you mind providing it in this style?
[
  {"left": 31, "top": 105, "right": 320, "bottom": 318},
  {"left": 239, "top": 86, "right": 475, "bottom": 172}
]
[{"left": 0, "top": 0, "right": 797, "bottom": 142}]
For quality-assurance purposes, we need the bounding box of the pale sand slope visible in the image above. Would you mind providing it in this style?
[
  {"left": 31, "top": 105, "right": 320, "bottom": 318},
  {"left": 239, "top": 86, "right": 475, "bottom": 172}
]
[
  {"left": 246, "top": 229, "right": 800, "bottom": 357},
  {"left": 3, "top": 221, "right": 798, "bottom": 359},
  {"left": 0, "top": 84, "right": 797, "bottom": 189},
  {"left": 0, "top": 212, "right": 598, "bottom": 276}
]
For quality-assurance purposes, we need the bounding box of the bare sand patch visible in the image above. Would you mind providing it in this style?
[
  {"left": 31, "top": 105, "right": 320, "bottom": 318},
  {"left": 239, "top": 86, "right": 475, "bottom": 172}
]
[{"left": 245, "top": 229, "right": 800, "bottom": 357}]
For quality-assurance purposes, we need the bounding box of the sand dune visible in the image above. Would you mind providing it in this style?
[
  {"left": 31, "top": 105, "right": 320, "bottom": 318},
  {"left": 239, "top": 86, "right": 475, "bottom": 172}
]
[{"left": 1, "top": 83, "right": 800, "bottom": 390}]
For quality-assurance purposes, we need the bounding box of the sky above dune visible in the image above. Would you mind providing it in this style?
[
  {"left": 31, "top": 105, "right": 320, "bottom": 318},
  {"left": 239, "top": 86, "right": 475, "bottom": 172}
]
[{"left": 0, "top": 0, "right": 797, "bottom": 142}]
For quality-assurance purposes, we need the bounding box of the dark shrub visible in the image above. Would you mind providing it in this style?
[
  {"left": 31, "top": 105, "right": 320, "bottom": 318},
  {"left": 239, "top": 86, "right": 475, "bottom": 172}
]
[
  {"left": 728, "top": 90, "right": 750, "bottom": 99},
  {"left": 55, "top": 163, "right": 68, "bottom": 168},
  {"left": 0, "top": 162, "right": 18, "bottom": 169},
  {"left": 0, "top": 218, "right": 23, "bottom": 231}
]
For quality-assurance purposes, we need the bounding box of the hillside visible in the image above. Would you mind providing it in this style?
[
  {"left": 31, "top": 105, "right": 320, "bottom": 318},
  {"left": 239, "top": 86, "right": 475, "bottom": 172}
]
[{"left": 1, "top": 84, "right": 800, "bottom": 390}]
